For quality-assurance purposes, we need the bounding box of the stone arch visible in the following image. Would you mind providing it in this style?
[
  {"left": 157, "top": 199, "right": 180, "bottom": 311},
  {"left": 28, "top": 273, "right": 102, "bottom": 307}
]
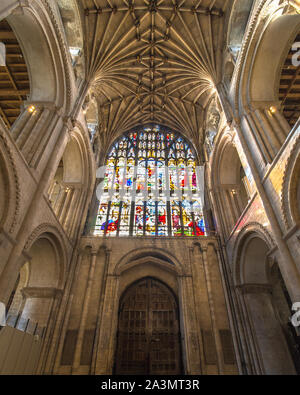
[
  {"left": 211, "top": 135, "right": 250, "bottom": 237},
  {"left": 281, "top": 135, "right": 300, "bottom": 229},
  {"left": 233, "top": 227, "right": 298, "bottom": 374},
  {"left": 234, "top": 2, "right": 300, "bottom": 161},
  {"left": 6, "top": 2, "right": 72, "bottom": 111},
  {"left": 248, "top": 11, "right": 300, "bottom": 106},
  {"left": 48, "top": 125, "right": 95, "bottom": 237},
  {"left": 0, "top": 130, "right": 20, "bottom": 235},
  {"left": 114, "top": 247, "right": 184, "bottom": 279},
  {"left": 7, "top": 226, "right": 67, "bottom": 332}
]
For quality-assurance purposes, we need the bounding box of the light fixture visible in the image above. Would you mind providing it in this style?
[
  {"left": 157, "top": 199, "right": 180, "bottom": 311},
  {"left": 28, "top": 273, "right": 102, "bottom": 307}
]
[
  {"left": 231, "top": 189, "right": 237, "bottom": 195},
  {"left": 269, "top": 106, "right": 276, "bottom": 114},
  {"left": 28, "top": 105, "right": 36, "bottom": 113}
]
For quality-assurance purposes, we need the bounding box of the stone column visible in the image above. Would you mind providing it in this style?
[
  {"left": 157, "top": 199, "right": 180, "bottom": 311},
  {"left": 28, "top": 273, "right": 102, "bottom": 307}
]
[
  {"left": 90, "top": 248, "right": 110, "bottom": 374},
  {"left": 72, "top": 250, "right": 97, "bottom": 373},
  {"left": 178, "top": 273, "right": 202, "bottom": 374},
  {"left": 94, "top": 274, "right": 119, "bottom": 375},
  {"left": 50, "top": 251, "right": 83, "bottom": 374},
  {"left": 237, "top": 284, "right": 296, "bottom": 375},
  {"left": 202, "top": 246, "right": 225, "bottom": 374},
  {"left": 217, "top": 88, "right": 300, "bottom": 303}
]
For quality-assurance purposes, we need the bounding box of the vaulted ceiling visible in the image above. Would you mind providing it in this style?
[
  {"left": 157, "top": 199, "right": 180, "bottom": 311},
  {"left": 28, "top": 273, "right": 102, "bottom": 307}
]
[{"left": 81, "top": 0, "right": 230, "bottom": 154}]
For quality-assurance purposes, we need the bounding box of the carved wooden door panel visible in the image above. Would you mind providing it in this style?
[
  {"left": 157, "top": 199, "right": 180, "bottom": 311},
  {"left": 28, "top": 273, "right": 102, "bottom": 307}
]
[{"left": 115, "top": 278, "right": 182, "bottom": 375}]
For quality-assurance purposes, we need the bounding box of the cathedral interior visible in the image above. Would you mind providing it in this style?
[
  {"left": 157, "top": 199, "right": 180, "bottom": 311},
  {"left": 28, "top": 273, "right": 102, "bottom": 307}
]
[{"left": 0, "top": 0, "right": 300, "bottom": 376}]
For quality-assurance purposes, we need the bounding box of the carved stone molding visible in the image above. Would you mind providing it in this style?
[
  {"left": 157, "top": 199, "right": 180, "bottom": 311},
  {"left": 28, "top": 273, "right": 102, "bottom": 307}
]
[
  {"left": 280, "top": 132, "right": 300, "bottom": 230},
  {"left": 236, "top": 283, "right": 272, "bottom": 295},
  {"left": 21, "top": 286, "right": 63, "bottom": 299},
  {"left": 0, "top": 124, "right": 20, "bottom": 235},
  {"left": 23, "top": 222, "right": 66, "bottom": 254}
]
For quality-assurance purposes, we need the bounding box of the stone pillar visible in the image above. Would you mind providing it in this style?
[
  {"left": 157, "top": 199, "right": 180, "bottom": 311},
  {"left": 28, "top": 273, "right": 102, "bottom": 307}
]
[
  {"left": 72, "top": 250, "right": 97, "bottom": 373},
  {"left": 202, "top": 247, "right": 225, "bottom": 374},
  {"left": 0, "top": 118, "right": 72, "bottom": 305},
  {"left": 90, "top": 248, "right": 110, "bottom": 374},
  {"left": 217, "top": 88, "right": 300, "bottom": 303},
  {"left": 237, "top": 284, "right": 296, "bottom": 375},
  {"left": 178, "top": 273, "right": 202, "bottom": 374},
  {"left": 50, "top": 251, "right": 84, "bottom": 374},
  {"left": 94, "top": 274, "right": 119, "bottom": 375}
]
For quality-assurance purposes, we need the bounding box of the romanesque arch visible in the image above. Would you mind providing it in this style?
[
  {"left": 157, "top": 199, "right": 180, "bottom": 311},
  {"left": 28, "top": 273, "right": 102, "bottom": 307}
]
[
  {"left": 211, "top": 134, "right": 250, "bottom": 237},
  {"left": 234, "top": 228, "right": 298, "bottom": 374},
  {"left": 48, "top": 126, "right": 95, "bottom": 238},
  {"left": 7, "top": 229, "right": 66, "bottom": 336}
]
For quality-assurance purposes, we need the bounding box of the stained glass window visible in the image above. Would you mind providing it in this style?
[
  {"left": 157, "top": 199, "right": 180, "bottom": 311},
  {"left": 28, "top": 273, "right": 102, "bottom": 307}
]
[{"left": 94, "top": 125, "right": 206, "bottom": 237}]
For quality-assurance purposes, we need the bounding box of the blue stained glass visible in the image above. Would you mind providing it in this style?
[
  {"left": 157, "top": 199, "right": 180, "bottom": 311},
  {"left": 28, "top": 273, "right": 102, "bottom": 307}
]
[{"left": 94, "top": 125, "right": 203, "bottom": 237}]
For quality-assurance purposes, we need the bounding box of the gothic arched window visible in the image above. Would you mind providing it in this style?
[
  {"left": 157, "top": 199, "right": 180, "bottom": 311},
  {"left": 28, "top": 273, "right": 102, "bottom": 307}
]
[{"left": 94, "top": 125, "right": 205, "bottom": 237}]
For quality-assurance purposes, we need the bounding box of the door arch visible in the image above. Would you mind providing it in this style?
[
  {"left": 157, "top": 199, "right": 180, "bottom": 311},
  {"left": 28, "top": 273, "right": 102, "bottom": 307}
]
[{"left": 114, "top": 277, "right": 182, "bottom": 375}]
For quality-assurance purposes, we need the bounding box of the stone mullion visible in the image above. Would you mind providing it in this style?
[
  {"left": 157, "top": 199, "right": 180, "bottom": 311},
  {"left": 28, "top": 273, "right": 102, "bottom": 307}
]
[
  {"left": 104, "top": 201, "right": 112, "bottom": 237},
  {"left": 165, "top": 164, "right": 172, "bottom": 236},
  {"left": 116, "top": 201, "right": 123, "bottom": 236},
  {"left": 129, "top": 155, "right": 139, "bottom": 236}
]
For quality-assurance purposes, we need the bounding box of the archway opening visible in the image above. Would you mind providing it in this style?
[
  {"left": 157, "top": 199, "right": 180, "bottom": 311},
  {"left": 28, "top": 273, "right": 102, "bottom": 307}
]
[
  {"left": 218, "top": 142, "right": 250, "bottom": 236},
  {"left": 238, "top": 234, "right": 299, "bottom": 374},
  {"left": 48, "top": 134, "right": 85, "bottom": 237},
  {"left": 6, "top": 236, "right": 62, "bottom": 336},
  {"left": 114, "top": 277, "right": 182, "bottom": 375},
  {"left": 0, "top": 19, "right": 30, "bottom": 129}
]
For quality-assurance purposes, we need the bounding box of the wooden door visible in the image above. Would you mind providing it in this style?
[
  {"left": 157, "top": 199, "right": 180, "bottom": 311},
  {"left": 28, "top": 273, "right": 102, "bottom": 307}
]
[{"left": 115, "top": 278, "right": 182, "bottom": 375}]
